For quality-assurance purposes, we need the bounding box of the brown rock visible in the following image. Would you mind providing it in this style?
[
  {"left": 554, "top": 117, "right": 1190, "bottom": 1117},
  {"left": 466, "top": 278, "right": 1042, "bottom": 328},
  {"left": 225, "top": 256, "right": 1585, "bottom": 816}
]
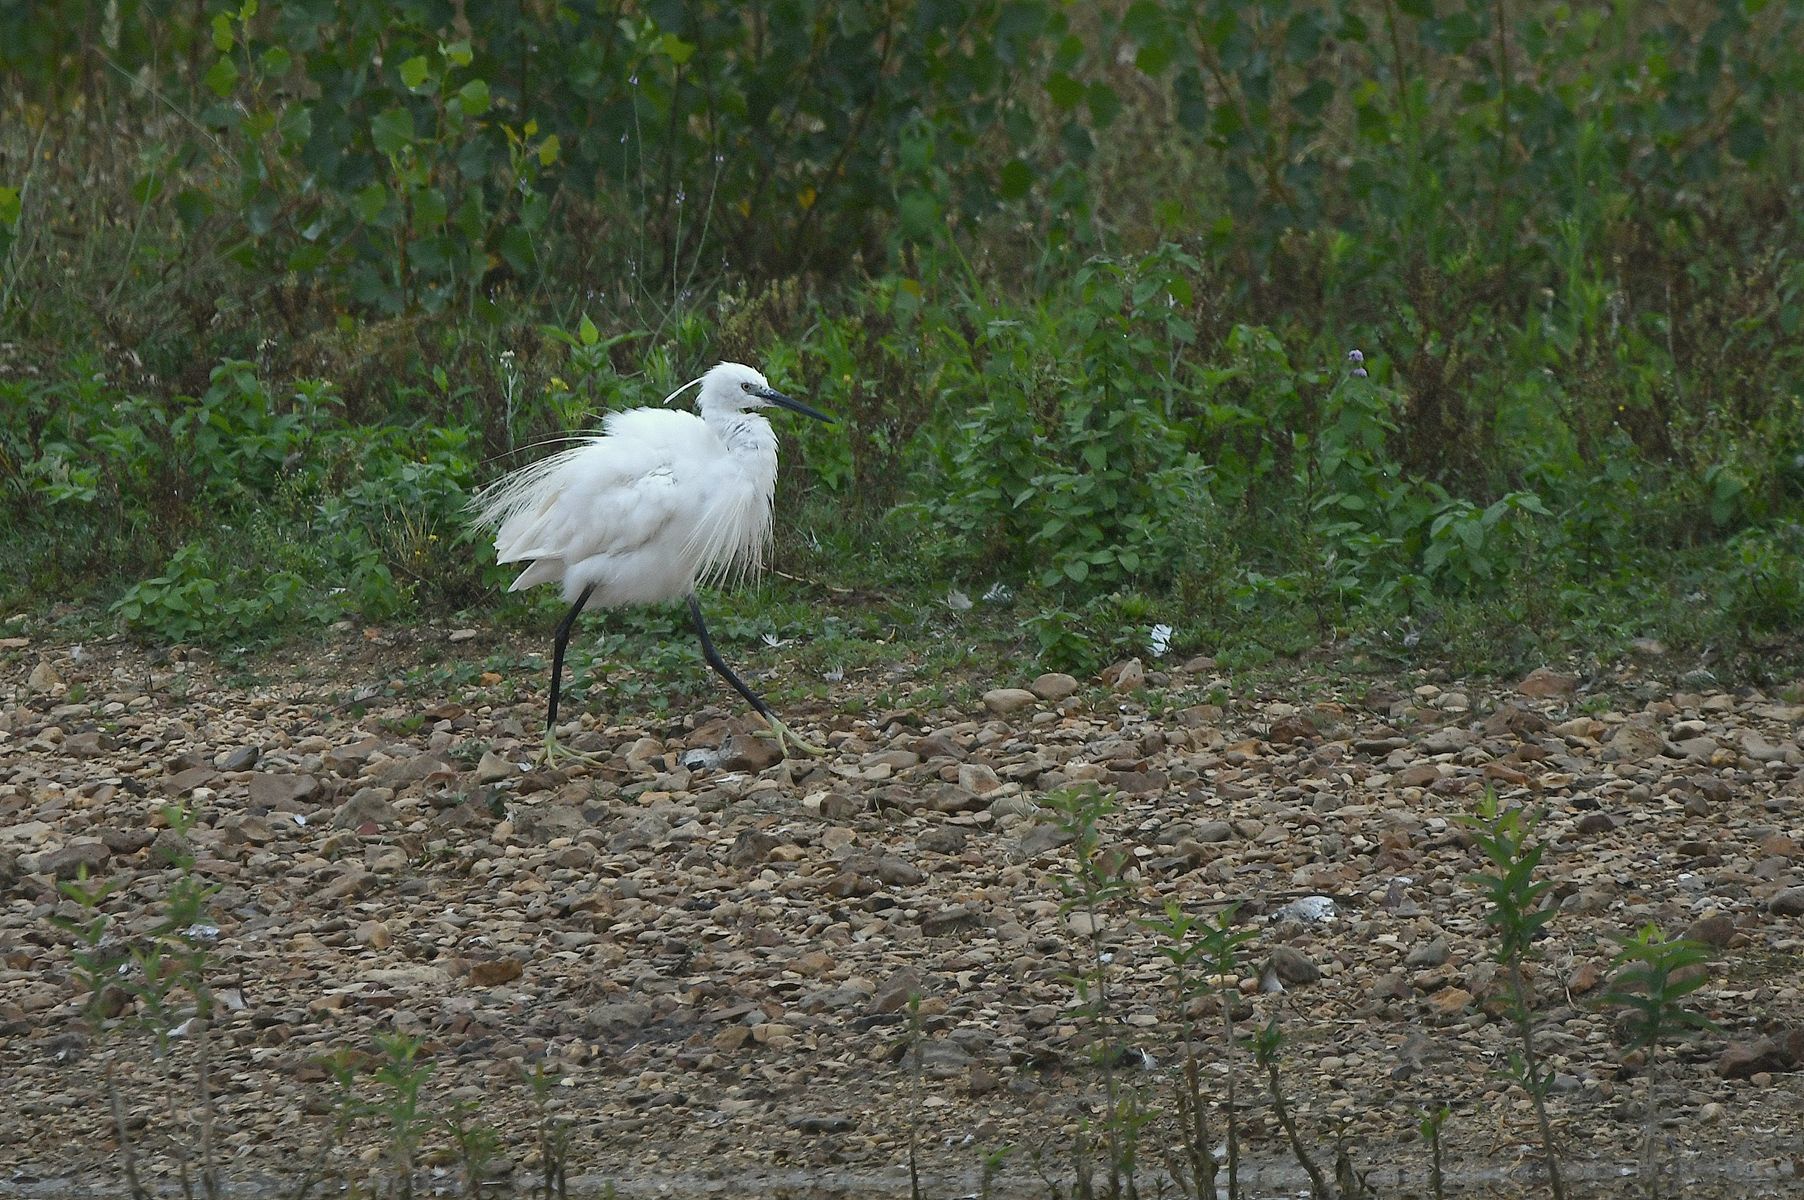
[
  {"left": 1269, "top": 946, "right": 1321, "bottom": 985},
  {"left": 1567, "top": 961, "right": 1604, "bottom": 994},
  {"left": 333, "top": 788, "right": 398, "bottom": 829},
  {"left": 1684, "top": 912, "right": 1736, "bottom": 948},
  {"left": 719, "top": 731, "right": 783, "bottom": 772},
  {"left": 469, "top": 958, "right": 524, "bottom": 987},
  {"left": 1607, "top": 719, "right": 1665, "bottom": 762},
  {"left": 247, "top": 773, "right": 321, "bottom": 807},
  {"left": 913, "top": 731, "right": 967, "bottom": 760},
  {"left": 871, "top": 968, "right": 926, "bottom": 1014},
  {"left": 727, "top": 831, "right": 782, "bottom": 868},
  {"left": 1394, "top": 763, "right": 1441, "bottom": 788},
  {"left": 166, "top": 765, "right": 219, "bottom": 796},
  {"left": 1029, "top": 673, "right": 1080, "bottom": 702},
  {"left": 981, "top": 688, "right": 1037, "bottom": 715},
  {"left": 1101, "top": 658, "right": 1146, "bottom": 693},
  {"left": 319, "top": 869, "right": 376, "bottom": 901},
  {"left": 1427, "top": 987, "right": 1474, "bottom": 1016},
  {"left": 37, "top": 840, "right": 111, "bottom": 880},
  {"left": 63, "top": 731, "right": 114, "bottom": 758},
  {"left": 1517, "top": 667, "right": 1578, "bottom": 698},
  {"left": 1268, "top": 715, "right": 1316, "bottom": 745}
]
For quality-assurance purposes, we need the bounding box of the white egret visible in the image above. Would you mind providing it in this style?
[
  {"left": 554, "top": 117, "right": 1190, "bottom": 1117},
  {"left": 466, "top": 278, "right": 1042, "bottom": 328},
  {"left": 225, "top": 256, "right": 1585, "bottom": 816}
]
[{"left": 471, "top": 361, "right": 832, "bottom": 761}]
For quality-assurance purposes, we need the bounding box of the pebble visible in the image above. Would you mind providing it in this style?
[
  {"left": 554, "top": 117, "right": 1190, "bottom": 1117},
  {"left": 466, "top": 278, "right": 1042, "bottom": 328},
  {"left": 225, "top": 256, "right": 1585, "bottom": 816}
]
[
  {"left": 1030, "top": 673, "right": 1079, "bottom": 701},
  {"left": 981, "top": 688, "right": 1038, "bottom": 715}
]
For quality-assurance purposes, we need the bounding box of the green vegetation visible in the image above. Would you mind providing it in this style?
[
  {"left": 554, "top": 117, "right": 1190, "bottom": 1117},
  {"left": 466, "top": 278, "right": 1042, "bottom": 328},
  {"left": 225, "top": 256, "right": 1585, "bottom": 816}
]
[
  {"left": 1460, "top": 791, "right": 1567, "bottom": 1200},
  {"left": 4, "top": 0, "right": 1802, "bottom": 677},
  {"left": 1601, "top": 925, "right": 1721, "bottom": 1198}
]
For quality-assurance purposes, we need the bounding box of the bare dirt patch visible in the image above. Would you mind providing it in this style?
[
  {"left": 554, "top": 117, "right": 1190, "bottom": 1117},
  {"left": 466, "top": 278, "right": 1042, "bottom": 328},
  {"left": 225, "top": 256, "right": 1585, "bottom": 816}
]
[{"left": 3, "top": 631, "right": 1802, "bottom": 1196}]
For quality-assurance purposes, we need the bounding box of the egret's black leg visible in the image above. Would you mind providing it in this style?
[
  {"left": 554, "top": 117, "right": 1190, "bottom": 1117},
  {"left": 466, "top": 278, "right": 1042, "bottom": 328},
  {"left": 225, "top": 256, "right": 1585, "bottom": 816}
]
[
  {"left": 546, "top": 583, "right": 596, "bottom": 731},
  {"left": 686, "top": 593, "right": 773, "bottom": 719},
  {"left": 686, "top": 593, "right": 825, "bottom": 758}
]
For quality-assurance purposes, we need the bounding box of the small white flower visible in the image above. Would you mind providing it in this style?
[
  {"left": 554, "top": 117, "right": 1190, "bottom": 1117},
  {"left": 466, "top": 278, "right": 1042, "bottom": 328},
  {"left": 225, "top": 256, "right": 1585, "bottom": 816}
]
[
  {"left": 1148, "top": 623, "right": 1173, "bottom": 658},
  {"left": 945, "top": 589, "right": 973, "bottom": 612},
  {"left": 760, "top": 632, "right": 791, "bottom": 649},
  {"left": 823, "top": 666, "right": 844, "bottom": 683},
  {"left": 981, "top": 582, "right": 1014, "bottom": 603}
]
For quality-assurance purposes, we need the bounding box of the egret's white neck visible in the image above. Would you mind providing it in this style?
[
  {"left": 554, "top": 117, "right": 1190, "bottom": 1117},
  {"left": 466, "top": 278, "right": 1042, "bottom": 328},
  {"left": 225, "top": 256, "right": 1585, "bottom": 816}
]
[{"left": 703, "top": 407, "right": 778, "bottom": 457}]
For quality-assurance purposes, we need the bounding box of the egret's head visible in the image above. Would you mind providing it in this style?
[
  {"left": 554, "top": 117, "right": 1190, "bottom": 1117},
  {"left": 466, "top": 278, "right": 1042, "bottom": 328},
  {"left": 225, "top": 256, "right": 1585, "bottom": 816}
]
[{"left": 693, "top": 362, "right": 833, "bottom": 422}]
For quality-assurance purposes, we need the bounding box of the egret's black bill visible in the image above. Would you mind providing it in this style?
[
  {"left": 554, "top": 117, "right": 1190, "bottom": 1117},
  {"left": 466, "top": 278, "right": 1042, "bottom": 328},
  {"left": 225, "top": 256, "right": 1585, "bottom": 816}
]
[{"left": 754, "top": 385, "right": 834, "bottom": 423}]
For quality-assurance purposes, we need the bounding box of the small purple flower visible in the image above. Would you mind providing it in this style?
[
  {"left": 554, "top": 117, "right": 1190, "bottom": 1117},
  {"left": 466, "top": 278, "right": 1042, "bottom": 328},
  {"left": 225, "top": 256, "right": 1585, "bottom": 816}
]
[
  {"left": 1347, "top": 348, "right": 1364, "bottom": 365},
  {"left": 1353, "top": 366, "right": 1368, "bottom": 378}
]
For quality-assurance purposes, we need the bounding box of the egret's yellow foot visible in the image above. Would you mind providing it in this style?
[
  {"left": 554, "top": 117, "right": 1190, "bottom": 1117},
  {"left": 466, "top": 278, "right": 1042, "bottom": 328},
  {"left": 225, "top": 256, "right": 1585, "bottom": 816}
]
[
  {"left": 756, "top": 714, "right": 826, "bottom": 758},
  {"left": 540, "top": 730, "right": 607, "bottom": 769}
]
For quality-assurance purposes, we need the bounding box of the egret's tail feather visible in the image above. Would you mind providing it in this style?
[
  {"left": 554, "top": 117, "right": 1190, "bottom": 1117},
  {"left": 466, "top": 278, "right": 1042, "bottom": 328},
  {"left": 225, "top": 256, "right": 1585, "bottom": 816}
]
[
  {"left": 469, "top": 438, "right": 602, "bottom": 562},
  {"left": 508, "top": 558, "right": 565, "bottom": 592}
]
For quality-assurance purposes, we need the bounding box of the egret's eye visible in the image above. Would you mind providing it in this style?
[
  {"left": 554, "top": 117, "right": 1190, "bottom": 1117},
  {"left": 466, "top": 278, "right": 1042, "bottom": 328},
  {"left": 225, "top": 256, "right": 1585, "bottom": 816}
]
[{"left": 740, "top": 381, "right": 755, "bottom": 392}]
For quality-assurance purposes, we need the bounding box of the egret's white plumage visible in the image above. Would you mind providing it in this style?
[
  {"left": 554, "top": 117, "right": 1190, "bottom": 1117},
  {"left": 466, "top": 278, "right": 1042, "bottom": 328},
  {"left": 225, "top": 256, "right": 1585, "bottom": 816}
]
[{"left": 469, "top": 361, "right": 831, "bottom": 758}]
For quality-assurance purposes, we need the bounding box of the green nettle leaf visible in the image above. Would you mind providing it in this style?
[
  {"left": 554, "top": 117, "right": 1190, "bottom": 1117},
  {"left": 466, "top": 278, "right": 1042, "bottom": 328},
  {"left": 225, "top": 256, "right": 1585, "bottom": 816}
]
[
  {"left": 1045, "top": 71, "right": 1085, "bottom": 110},
  {"left": 0, "top": 186, "right": 20, "bottom": 229},
  {"left": 1727, "top": 113, "right": 1765, "bottom": 161},
  {"left": 210, "top": 12, "right": 233, "bottom": 52},
  {"left": 660, "top": 33, "right": 697, "bottom": 65},
  {"left": 998, "top": 159, "right": 1034, "bottom": 200},
  {"left": 400, "top": 55, "right": 431, "bottom": 90},
  {"left": 259, "top": 45, "right": 291, "bottom": 75},
  {"left": 456, "top": 79, "right": 491, "bottom": 117},
  {"left": 1174, "top": 69, "right": 1210, "bottom": 130},
  {"left": 287, "top": 242, "right": 329, "bottom": 271},
  {"left": 537, "top": 133, "right": 561, "bottom": 166},
  {"left": 1134, "top": 40, "right": 1174, "bottom": 74},
  {"left": 1085, "top": 81, "right": 1121, "bottom": 127},
  {"left": 578, "top": 314, "right": 600, "bottom": 346},
  {"left": 371, "top": 108, "right": 415, "bottom": 156},
  {"left": 205, "top": 56, "right": 240, "bottom": 97},
  {"left": 443, "top": 39, "right": 474, "bottom": 67},
  {"left": 412, "top": 186, "right": 448, "bottom": 231},
  {"left": 898, "top": 189, "right": 941, "bottom": 238},
  {"left": 354, "top": 182, "right": 389, "bottom": 223}
]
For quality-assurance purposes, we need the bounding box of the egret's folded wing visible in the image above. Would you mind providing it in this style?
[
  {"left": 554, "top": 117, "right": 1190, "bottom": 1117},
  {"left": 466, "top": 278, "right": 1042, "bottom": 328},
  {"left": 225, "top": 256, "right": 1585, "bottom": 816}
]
[{"left": 469, "top": 409, "right": 718, "bottom": 570}]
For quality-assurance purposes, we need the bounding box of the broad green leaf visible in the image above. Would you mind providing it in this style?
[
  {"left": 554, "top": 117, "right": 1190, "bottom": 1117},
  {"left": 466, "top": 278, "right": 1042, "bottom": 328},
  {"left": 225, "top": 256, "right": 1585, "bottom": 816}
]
[
  {"left": 400, "top": 55, "right": 431, "bottom": 90},
  {"left": 998, "top": 159, "right": 1033, "bottom": 200},
  {"left": 1135, "top": 41, "right": 1174, "bottom": 74},
  {"left": 211, "top": 12, "right": 234, "bottom": 52},
  {"left": 456, "top": 79, "right": 491, "bottom": 117},
  {"left": 205, "top": 56, "right": 240, "bottom": 97},
  {"left": 412, "top": 186, "right": 448, "bottom": 231},
  {"left": 353, "top": 182, "right": 389, "bottom": 223},
  {"left": 1085, "top": 81, "right": 1121, "bottom": 127},
  {"left": 1045, "top": 72, "right": 1084, "bottom": 110},
  {"left": 371, "top": 107, "right": 415, "bottom": 156}
]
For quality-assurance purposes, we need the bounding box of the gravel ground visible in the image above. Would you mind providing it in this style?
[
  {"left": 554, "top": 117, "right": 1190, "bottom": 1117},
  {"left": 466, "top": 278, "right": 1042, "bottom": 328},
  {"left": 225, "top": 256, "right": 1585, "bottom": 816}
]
[{"left": 3, "top": 628, "right": 1802, "bottom": 1197}]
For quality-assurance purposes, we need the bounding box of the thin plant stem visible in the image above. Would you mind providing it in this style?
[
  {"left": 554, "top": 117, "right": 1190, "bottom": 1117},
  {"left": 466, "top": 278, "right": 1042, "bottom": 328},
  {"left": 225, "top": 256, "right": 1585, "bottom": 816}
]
[{"left": 1507, "top": 965, "right": 1567, "bottom": 1200}]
